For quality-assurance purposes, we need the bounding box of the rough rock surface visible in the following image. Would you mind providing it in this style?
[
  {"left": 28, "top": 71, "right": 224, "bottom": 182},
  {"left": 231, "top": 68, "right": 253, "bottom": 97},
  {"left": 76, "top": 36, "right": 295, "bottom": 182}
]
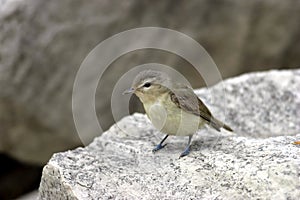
[
  {"left": 39, "top": 70, "right": 300, "bottom": 199},
  {"left": 1, "top": 0, "right": 300, "bottom": 164}
]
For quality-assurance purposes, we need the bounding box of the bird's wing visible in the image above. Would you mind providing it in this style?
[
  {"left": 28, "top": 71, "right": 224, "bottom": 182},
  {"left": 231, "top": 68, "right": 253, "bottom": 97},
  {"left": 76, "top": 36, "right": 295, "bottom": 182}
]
[
  {"left": 169, "top": 84, "right": 233, "bottom": 132},
  {"left": 169, "top": 84, "right": 213, "bottom": 123}
]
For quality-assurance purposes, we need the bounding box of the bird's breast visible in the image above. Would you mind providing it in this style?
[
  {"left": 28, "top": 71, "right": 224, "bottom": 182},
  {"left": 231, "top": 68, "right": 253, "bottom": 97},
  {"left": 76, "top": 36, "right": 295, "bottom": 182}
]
[{"left": 143, "top": 99, "right": 205, "bottom": 136}]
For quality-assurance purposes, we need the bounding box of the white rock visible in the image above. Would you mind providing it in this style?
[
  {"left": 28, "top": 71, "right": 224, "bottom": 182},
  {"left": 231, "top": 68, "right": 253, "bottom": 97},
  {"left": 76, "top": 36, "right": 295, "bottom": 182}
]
[{"left": 39, "top": 70, "right": 300, "bottom": 199}]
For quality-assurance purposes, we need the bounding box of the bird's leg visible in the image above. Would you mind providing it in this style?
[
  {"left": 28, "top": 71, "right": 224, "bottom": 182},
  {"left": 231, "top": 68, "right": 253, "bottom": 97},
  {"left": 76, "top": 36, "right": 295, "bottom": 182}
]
[
  {"left": 152, "top": 135, "right": 169, "bottom": 152},
  {"left": 179, "top": 135, "right": 193, "bottom": 158}
]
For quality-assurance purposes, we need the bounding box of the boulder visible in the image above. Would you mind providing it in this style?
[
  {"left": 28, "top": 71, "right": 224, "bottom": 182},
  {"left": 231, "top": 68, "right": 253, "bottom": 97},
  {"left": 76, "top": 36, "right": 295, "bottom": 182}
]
[
  {"left": 1, "top": 0, "right": 300, "bottom": 164},
  {"left": 38, "top": 70, "right": 300, "bottom": 199}
]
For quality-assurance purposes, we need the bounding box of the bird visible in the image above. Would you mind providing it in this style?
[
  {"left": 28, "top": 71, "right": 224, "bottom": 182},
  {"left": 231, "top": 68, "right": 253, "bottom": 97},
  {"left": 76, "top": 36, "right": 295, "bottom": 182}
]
[{"left": 123, "top": 69, "right": 233, "bottom": 158}]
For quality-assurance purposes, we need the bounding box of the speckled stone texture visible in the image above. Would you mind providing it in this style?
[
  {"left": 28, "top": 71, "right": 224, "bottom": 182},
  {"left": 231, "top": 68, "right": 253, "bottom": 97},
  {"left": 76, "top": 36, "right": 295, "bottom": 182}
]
[{"left": 39, "top": 70, "right": 300, "bottom": 199}]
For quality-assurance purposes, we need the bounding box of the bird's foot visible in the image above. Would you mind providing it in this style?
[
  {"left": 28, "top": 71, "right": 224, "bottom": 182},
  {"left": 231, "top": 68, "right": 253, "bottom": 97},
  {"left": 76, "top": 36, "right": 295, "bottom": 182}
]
[
  {"left": 152, "top": 143, "right": 167, "bottom": 152},
  {"left": 179, "top": 146, "right": 190, "bottom": 158}
]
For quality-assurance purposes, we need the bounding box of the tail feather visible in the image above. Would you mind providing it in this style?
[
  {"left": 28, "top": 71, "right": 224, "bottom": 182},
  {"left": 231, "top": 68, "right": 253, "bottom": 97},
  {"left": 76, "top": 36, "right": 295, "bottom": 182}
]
[{"left": 210, "top": 117, "right": 233, "bottom": 132}]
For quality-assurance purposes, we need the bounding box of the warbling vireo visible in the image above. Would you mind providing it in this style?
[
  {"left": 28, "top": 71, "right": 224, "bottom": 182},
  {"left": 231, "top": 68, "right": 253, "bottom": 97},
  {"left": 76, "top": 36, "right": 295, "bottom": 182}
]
[{"left": 124, "top": 70, "right": 233, "bottom": 158}]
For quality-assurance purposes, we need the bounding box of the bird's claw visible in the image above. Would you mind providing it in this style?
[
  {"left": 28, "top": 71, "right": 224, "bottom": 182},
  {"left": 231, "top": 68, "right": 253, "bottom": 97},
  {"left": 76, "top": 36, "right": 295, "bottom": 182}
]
[
  {"left": 179, "top": 146, "right": 190, "bottom": 158},
  {"left": 152, "top": 143, "right": 167, "bottom": 152}
]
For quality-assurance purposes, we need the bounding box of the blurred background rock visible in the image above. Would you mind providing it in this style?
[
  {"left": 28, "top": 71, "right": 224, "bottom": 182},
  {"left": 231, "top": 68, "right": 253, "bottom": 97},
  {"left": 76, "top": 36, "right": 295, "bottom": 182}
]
[{"left": 0, "top": 0, "right": 299, "bottom": 199}]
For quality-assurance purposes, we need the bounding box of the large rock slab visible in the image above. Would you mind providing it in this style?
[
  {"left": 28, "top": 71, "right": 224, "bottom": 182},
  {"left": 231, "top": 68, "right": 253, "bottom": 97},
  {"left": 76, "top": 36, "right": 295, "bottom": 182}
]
[
  {"left": 1, "top": 0, "right": 300, "bottom": 164},
  {"left": 39, "top": 70, "right": 300, "bottom": 199}
]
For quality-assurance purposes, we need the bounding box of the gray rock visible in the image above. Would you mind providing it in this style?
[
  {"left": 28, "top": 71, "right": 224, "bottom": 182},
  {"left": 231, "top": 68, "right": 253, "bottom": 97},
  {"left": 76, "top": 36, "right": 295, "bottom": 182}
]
[
  {"left": 17, "top": 191, "right": 38, "bottom": 200},
  {"left": 1, "top": 0, "right": 300, "bottom": 165},
  {"left": 38, "top": 70, "right": 300, "bottom": 199}
]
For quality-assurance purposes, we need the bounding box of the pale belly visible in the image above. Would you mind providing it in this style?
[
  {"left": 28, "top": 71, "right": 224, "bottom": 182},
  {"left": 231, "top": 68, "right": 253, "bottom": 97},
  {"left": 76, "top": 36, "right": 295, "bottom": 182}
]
[{"left": 144, "top": 101, "right": 205, "bottom": 136}]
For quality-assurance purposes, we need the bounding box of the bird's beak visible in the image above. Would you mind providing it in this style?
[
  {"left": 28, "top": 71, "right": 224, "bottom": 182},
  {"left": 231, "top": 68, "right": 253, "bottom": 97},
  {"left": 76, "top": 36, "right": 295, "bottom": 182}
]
[{"left": 122, "top": 87, "right": 135, "bottom": 95}]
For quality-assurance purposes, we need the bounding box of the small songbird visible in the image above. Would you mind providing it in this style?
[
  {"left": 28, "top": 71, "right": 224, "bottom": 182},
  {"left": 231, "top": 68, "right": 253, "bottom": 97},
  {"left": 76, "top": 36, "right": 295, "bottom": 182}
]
[{"left": 123, "top": 70, "right": 233, "bottom": 158}]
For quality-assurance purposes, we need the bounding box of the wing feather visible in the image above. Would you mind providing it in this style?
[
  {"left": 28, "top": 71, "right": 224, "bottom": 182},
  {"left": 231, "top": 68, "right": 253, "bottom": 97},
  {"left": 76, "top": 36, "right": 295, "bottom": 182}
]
[
  {"left": 169, "top": 85, "right": 212, "bottom": 122},
  {"left": 169, "top": 84, "right": 233, "bottom": 132}
]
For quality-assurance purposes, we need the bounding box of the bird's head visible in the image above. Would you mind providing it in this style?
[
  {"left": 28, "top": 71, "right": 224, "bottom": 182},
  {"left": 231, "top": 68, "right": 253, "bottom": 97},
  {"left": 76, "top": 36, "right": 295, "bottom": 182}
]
[{"left": 123, "top": 70, "right": 172, "bottom": 103}]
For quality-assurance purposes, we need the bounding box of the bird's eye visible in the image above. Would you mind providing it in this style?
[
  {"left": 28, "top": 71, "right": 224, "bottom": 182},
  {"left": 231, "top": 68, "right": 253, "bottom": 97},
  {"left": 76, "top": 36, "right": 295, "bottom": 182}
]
[{"left": 143, "top": 82, "right": 151, "bottom": 88}]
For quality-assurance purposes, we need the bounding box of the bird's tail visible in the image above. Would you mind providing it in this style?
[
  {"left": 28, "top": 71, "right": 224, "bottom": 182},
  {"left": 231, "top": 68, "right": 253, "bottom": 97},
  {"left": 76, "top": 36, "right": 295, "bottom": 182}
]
[{"left": 210, "top": 117, "right": 233, "bottom": 132}]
